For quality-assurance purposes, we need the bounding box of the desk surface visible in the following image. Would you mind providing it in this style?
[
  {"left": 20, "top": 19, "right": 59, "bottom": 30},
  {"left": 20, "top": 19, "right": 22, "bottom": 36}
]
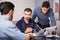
[{"left": 33, "top": 35, "right": 60, "bottom": 39}]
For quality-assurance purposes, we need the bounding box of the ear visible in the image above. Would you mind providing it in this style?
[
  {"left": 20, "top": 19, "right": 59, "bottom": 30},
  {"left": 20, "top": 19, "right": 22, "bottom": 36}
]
[
  {"left": 9, "top": 10, "right": 13, "bottom": 15},
  {"left": 8, "top": 10, "right": 12, "bottom": 15}
]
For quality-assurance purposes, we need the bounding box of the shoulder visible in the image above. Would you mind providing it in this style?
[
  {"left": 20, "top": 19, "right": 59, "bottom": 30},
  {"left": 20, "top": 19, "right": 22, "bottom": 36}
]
[
  {"left": 1, "top": 20, "right": 15, "bottom": 28},
  {"left": 17, "top": 20, "right": 22, "bottom": 23},
  {"left": 6, "top": 20, "right": 15, "bottom": 27},
  {"left": 49, "top": 8, "right": 53, "bottom": 12},
  {"left": 30, "top": 19, "right": 36, "bottom": 24},
  {"left": 34, "top": 6, "right": 40, "bottom": 10},
  {"left": 33, "top": 6, "right": 41, "bottom": 14},
  {"left": 0, "top": 16, "right": 16, "bottom": 28},
  {"left": 16, "top": 18, "right": 23, "bottom": 25}
]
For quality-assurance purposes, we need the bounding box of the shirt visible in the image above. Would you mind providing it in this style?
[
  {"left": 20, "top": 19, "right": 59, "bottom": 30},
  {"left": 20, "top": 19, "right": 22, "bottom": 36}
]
[
  {"left": 16, "top": 17, "right": 41, "bottom": 33},
  {"left": 32, "top": 7, "right": 56, "bottom": 26},
  {"left": 0, "top": 15, "right": 25, "bottom": 40}
]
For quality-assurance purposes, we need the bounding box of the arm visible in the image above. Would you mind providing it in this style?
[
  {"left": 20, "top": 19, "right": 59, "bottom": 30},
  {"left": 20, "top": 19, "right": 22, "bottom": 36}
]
[
  {"left": 49, "top": 9, "right": 56, "bottom": 26},
  {"left": 16, "top": 20, "right": 24, "bottom": 32},
  {"left": 32, "top": 8, "right": 37, "bottom": 20},
  {"left": 33, "top": 21, "right": 42, "bottom": 32},
  {"left": 3, "top": 25, "right": 25, "bottom": 40}
]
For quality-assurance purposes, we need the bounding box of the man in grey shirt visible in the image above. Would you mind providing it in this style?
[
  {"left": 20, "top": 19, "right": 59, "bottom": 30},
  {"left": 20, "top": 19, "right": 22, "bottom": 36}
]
[{"left": 32, "top": 1, "right": 56, "bottom": 29}]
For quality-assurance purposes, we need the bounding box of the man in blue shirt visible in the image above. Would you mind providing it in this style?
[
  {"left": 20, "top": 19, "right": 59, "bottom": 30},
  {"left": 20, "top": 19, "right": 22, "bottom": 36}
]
[
  {"left": 32, "top": 1, "right": 56, "bottom": 29},
  {"left": 16, "top": 8, "right": 41, "bottom": 34},
  {"left": 0, "top": 2, "right": 32, "bottom": 40}
]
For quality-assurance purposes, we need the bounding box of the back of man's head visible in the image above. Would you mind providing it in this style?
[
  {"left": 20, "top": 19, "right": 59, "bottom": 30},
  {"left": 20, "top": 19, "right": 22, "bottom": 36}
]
[{"left": 0, "top": 1, "right": 15, "bottom": 15}]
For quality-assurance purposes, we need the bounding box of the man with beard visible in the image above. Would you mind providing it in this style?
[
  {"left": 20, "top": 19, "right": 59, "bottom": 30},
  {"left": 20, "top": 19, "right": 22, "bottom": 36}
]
[
  {"left": 16, "top": 8, "right": 41, "bottom": 34},
  {"left": 0, "top": 1, "right": 33, "bottom": 40}
]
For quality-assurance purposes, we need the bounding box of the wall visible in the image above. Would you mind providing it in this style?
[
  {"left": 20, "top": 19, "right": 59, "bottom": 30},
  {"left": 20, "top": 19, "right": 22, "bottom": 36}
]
[
  {"left": 0, "top": 0, "right": 54, "bottom": 21},
  {"left": 1, "top": 0, "right": 35, "bottom": 21},
  {"left": 35, "top": 0, "right": 48, "bottom": 7}
]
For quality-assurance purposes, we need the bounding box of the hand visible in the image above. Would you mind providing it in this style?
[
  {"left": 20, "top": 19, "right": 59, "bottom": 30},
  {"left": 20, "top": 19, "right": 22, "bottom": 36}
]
[
  {"left": 27, "top": 33, "right": 33, "bottom": 37},
  {"left": 39, "top": 32, "right": 44, "bottom": 35},
  {"left": 52, "top": 30, "right": 56, "bottom": 35},
  {"left": 25, "top": 27, "right": 33, "bottom": 34},
  {"left": 25, "top": 33, "right": 33, "bottom": 40},
  {"left": 38, "top": 29, "right": 46, "bottom": 35}
]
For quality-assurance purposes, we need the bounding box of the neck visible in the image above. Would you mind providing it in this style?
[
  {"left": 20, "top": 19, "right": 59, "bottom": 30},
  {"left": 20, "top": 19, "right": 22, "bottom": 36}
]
[
  {"left": 24, "top": 18, "right": 29, "bottom": 24},
  {"left": 2, "top": 14, "right": 9, "bottom": 20}
]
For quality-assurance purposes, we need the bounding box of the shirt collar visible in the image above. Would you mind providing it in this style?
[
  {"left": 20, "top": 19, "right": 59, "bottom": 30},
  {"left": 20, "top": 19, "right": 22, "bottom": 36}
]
[
  {"left": 21, "top": 17, "right": 32, "bottom": 23},
  {"left": 0, "top": 15, "right": 9, "bottom": 21}
]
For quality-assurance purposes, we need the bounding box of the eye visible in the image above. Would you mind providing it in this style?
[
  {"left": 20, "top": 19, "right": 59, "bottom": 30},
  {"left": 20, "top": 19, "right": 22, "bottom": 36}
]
[{"left": 28, "top": 14, "right": 31, "bottom": 15}]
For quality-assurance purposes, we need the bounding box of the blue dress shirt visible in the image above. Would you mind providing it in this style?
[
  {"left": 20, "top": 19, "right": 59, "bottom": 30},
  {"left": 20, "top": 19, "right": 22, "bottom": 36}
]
[
  {"left": 32, "top": 7, "right": 56, "bottom": 26},
  {"left": 0, "top": 15, "right": 25, "bottom": 40}
]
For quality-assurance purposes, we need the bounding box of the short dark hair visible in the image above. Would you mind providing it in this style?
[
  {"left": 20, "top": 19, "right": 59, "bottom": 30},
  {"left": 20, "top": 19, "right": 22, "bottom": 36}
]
[
  {"left": 0, "top": 1, "right": 15, "bottom": 15},
  {"left": 24, "top": 8, "right": 32, "bottom": 13},
  {"left": 42, "top": 1, "right": 50, "bottom": 8}
]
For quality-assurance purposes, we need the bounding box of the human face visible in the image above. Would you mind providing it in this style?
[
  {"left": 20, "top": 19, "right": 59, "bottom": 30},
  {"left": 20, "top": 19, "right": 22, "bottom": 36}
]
[
  {"left": 24, "top": 11, "right": 32, "bottom": 20},
  {"left": 42, "top": 7, "right": 49, "bottom": 14}
]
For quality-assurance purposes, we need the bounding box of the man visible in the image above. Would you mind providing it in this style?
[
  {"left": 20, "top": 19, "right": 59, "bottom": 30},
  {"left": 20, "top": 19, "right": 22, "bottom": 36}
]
[
  {"left": 16, "top": 8, "right": 41, "bottom": 34},
  {"left": 0, "top": 2, "right": 32, "bottom": 40},
  {"left": 32, "top": 1, "right": 56, "bottom": 29}
]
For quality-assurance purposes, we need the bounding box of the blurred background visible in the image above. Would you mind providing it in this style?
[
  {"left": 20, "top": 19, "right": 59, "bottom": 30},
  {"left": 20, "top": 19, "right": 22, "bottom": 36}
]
[{"left": 0, "top": 0, "right": 60, "bottom": 25}]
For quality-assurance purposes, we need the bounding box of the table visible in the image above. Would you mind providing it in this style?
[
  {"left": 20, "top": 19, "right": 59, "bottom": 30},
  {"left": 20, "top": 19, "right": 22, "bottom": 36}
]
[{"left": 32, "top": 35, "right": 60, "bottom": 40}]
